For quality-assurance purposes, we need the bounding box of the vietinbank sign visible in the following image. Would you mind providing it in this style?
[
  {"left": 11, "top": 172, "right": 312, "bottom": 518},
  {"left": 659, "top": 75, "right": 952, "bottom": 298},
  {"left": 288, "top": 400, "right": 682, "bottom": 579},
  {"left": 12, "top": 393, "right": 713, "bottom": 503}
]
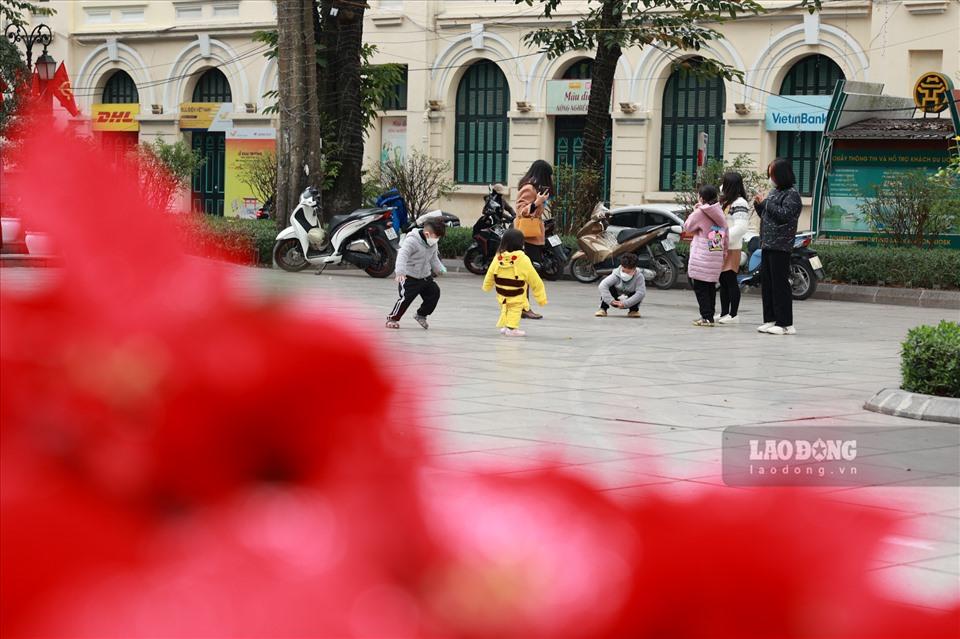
[{"left": 765, "top": 95, "right": 831, "bottom": 131}]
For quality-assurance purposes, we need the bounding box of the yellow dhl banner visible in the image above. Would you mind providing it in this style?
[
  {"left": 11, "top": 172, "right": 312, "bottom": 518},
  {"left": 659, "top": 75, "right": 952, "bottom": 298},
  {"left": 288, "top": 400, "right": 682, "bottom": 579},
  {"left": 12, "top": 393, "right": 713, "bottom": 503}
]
[
  {"left": 179, "top": 102, "right": 222, "bottom": 129},
  {"left": 92, "top": 103, "right": 140, "bottom": 131}
]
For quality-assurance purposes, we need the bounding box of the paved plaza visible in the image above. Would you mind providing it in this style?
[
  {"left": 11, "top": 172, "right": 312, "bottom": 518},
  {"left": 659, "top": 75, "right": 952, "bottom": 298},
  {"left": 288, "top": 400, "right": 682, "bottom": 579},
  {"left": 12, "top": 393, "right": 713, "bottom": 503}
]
[{"left": 4, "top": 266, "right": 958, "bottom": 612}]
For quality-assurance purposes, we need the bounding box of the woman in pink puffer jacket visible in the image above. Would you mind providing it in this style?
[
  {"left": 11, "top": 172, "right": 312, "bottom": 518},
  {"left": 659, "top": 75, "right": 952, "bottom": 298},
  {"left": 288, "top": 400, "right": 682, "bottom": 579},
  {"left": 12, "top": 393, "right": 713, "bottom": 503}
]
[{"left": 684, "top": 185, "right": 728, "bottom": 326}]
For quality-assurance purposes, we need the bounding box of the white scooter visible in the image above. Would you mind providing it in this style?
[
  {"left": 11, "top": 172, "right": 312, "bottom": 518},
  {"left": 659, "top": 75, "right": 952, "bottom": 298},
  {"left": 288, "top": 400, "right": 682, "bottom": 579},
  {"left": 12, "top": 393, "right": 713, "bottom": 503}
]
[{"left": 272, "top": 187, "right": 399, "bottom": 278}]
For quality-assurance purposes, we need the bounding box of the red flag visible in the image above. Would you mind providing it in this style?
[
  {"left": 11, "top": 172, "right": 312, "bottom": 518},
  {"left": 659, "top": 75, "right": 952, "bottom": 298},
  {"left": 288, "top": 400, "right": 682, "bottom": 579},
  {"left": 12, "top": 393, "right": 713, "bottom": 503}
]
[{"left": 50, "top": 63, "right": 80, "bottom": 117}]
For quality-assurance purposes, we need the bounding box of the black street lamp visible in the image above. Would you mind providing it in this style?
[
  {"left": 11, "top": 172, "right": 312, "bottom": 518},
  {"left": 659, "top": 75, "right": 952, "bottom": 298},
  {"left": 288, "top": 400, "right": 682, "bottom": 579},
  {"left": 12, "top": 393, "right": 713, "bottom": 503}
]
[{"left": 4, "top": 22, "right": 54, "bottom": 75}]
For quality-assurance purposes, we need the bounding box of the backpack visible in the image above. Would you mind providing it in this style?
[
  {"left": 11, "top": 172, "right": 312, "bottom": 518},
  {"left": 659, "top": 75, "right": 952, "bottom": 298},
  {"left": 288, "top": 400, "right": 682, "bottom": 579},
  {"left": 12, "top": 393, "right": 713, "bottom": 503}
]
[{"left": 375, "top": 188, "right": 409, "bottom": 232}]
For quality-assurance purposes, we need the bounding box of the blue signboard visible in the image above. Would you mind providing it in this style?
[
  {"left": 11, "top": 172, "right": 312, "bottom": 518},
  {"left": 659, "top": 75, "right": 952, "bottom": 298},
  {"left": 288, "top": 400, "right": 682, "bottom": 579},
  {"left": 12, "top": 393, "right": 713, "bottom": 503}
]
[{"left": 765, "top": 95, "right": 832, "bottom": 131}]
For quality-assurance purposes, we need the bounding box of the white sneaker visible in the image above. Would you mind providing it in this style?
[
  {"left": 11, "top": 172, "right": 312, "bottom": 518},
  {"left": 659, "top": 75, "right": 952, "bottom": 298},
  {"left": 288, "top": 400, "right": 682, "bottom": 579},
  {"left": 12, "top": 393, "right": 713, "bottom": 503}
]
[
  {"left": 503, "top": 328, "right": 526, "bottom": 337},
  {"left": 783, "top": 325, "right": 796, "bottom": 335},
  {"left": 499, "top": 327, "right": 508, "bottom": 335},
  {"left": 757, "top": 322, "right": 776, "bottom": 333},
  {"left": 718, "top": 314, "right": 740, "bottom": 324}
]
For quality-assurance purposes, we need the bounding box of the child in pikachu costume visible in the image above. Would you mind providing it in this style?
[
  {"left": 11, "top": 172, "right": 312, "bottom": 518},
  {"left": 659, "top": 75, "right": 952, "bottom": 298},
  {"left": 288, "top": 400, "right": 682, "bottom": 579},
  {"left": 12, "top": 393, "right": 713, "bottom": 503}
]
[{"left": 482, "top": 229, "right": 548, "bottom": 337}]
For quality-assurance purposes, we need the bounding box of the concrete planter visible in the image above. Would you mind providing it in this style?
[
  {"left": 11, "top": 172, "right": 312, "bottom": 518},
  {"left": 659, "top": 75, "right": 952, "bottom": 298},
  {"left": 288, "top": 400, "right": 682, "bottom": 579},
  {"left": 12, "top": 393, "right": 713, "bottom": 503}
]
[
  {"left": 1, "top": 218, "right": 22, "bottom": 244},
  {"left": 865, "top": 388, "right": 960, "bottom": 424},
  {"left": 24, "top": 232, "right": 54, "bottom": 256}
]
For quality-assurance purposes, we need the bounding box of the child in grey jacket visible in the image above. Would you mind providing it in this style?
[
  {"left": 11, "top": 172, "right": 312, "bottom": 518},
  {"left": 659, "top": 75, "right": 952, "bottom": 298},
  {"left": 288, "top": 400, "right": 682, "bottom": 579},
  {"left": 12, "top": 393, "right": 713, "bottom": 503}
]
[
  {"left": 595, "top": 254, "right": 645, "bottom": 318},
  {"left": 386, "top": 219, "right": 447, "bottom": 329}
]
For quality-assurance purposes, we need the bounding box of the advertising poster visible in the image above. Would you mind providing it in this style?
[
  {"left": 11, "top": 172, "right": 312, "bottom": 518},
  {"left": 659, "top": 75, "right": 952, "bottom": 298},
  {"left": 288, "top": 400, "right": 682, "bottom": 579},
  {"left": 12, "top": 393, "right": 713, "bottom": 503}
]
[
  {"left": 822, "top": 149, "right": 949, "bottom": 234},
  {"left": 380, "top": 116, "right": 407, "bottom": 163},
  {"left": 224, "top": 128, "right": 276, "bottom": 218},
  {"left": 179, "top": 103, "right": 232, "bottom": 130},
  {"left": 546, "top": 79, "right": 592, "bottom": 115}
]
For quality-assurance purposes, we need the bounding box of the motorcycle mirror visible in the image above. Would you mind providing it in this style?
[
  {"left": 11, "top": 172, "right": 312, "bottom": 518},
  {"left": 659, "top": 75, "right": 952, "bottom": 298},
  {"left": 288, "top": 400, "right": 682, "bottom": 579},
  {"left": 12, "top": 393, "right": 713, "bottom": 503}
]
[{"left": 670, "top": 224, "right": 683, "bottom": 234}]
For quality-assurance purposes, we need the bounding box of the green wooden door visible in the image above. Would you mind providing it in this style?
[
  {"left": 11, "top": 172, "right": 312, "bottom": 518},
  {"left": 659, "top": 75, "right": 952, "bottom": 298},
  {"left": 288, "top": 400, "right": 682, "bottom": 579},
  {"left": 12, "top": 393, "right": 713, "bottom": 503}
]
[
  {"left": 659, "top": 58, "right": 726, "bottom": 191},
  {"left": 554, "top": 117, "right": 612, "bottom": 205},
  {"left": 191, "top": 131, "right": 225, "bottom": 216},
  {"left": 553, "top": 60, "right": 612, "bottom": 204}
]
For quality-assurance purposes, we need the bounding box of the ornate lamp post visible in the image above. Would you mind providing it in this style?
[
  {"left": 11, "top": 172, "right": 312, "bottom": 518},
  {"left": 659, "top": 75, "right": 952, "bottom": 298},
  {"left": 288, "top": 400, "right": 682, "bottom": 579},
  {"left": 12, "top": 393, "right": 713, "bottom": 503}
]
[{"left": 4, "top": 22, "right": 55, "bottom": 76}]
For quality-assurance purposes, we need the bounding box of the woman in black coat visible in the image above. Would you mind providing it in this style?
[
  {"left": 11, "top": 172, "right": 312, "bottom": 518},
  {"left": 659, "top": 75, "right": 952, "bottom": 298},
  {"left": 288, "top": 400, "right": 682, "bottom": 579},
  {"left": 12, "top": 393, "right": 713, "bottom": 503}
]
[{"left": 754, "top": 158, "right": 803, "bottom": 335}]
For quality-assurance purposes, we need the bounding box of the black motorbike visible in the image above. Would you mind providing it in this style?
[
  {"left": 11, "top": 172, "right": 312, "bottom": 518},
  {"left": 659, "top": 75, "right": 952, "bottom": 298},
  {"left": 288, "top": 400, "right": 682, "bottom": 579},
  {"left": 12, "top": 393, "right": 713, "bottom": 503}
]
[
  {"left": 463, "top": 187, "right": 514, "bottom": 275},
  {"left": 534, "top": 217, "right": 570, "bottom": 281}
]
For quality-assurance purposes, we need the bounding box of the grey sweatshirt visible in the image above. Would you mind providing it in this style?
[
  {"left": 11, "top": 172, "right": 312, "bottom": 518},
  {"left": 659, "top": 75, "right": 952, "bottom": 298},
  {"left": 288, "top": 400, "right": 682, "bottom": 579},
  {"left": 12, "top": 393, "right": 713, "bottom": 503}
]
[
  {"left": 394, "top": 230, "right": 443, "bottom": 279},
  {"left": 598, "top": 267, "right": 646, "bottom": 307}
]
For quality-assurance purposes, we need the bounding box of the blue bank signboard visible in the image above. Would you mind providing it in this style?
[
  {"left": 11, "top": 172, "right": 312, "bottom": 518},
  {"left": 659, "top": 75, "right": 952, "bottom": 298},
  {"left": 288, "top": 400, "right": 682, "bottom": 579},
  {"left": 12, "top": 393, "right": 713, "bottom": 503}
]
[{"left": 765, "top": 95, "right": 832, "bottom": 131}]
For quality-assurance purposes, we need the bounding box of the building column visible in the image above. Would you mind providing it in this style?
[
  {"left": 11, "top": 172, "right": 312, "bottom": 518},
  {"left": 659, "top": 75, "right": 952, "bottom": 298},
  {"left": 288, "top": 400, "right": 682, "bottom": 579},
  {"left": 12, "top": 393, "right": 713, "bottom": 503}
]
[{"left": 611, "top": 111, "right": 650, "bottom": 206}]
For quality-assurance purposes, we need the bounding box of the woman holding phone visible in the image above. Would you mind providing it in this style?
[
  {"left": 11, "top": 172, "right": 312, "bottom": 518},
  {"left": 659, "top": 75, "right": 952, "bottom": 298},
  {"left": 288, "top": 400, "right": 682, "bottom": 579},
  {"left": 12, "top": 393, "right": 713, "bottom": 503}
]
[{"left": 514, "top": 160, "right": 554, "bottom": 320}]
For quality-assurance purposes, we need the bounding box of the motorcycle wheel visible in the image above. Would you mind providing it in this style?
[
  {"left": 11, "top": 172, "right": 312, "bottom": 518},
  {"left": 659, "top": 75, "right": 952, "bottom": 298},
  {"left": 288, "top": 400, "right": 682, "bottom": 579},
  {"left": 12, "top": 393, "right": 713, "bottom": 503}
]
[
  {"left": 652, "top": 255, "right": 679, "bottom": 290},
  {"left": 540, "top": 254, "right": 562, "bottom": 281},
  {"left": 570, "top": 256, "right": 600, "bottom": 283},
  {"left": 790, "top": 260, "right": 817, "bottom": 300},
  {"left": 273, "top": 238, "right": 309, "bottom": 272},
  {"left": 463, "top": 246, "right": 487, "bottom": 275},
  {"left": 364, "top": 236, "right": 396, "bottom": 278}
]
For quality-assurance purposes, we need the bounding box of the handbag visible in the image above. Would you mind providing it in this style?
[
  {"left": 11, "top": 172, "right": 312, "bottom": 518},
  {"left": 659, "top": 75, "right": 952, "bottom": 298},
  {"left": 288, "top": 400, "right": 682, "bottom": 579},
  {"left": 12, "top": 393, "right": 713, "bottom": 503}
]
[{"left": 515, "top": 215, "right": 544, "bottom": 242}]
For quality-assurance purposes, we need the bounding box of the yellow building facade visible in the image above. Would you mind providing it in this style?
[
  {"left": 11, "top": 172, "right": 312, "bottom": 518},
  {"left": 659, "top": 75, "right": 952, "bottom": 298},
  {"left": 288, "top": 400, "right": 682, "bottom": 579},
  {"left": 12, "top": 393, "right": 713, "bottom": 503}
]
[{"left": 17, "top": 1, "right": 960, "bottom": 225}]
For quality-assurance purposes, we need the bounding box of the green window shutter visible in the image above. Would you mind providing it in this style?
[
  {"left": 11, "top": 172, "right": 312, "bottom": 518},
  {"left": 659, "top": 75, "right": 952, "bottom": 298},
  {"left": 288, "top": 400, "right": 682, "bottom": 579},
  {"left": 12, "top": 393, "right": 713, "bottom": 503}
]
[
  {"left": 454, "top": 61, "right": 510, "bottom": 184},
  {"left": 102, "top": 71, "right": 139, "bottom": 104},
  {"left": 659, "top": 58, "right": 726, "bottom": 191},
  {"left": 776, "top": 55, "right": 845, "bottom": 195},
  {"left": 380, "top": 65, "right": 408, "bottom": 111},
  {"left": 192, "top": 69, "right": 232, "bottom": 103}
]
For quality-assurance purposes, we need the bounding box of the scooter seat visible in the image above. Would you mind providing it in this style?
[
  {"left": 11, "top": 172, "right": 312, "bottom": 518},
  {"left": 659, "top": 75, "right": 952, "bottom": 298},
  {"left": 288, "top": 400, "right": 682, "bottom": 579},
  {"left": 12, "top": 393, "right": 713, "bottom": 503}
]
[
  {"left": 617, "top": 224, "right": 665, "bottom": 244},
  {"left": 328, "top": 208, "right": 389, "bottom": 232}
]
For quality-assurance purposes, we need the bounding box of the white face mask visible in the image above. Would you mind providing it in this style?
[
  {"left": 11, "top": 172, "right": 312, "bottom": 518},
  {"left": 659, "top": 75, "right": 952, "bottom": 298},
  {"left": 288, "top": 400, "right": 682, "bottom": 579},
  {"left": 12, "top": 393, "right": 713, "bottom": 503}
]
[
  {"left": 619, "top": 269, "right": 635, "bottom": 281},
  {"left": 425, "top": 236, "right": 439, "bottom": 247}
]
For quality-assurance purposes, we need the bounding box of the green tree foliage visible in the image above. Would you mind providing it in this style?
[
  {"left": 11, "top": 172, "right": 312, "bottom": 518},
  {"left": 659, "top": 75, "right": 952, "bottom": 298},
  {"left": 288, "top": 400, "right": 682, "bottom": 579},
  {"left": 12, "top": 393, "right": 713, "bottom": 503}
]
[
  {"left": 0, "top": 0, "right": 54, "bottom": 27},
  {"left": 673, "top": 154, "right": 767, "bottom": 211},
  {"left": 0, "top": 37, "right": 26, "bottom": 134},
  {"left": 859, "top": 170, "right": 959, "bottom": 247},
  {"left": 133, "top": 139, "right": 205, "bottom": 212},
  {"left": 0, "top": 0, "right": 55, "bottom": 133}
]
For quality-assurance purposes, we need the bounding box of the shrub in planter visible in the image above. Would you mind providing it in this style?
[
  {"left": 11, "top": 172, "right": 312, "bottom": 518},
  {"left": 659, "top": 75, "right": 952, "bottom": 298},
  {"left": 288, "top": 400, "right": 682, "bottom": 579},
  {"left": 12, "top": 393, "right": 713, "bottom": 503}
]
[
  {"left": 900, "top": 320, "right": 960, "bottom": 398},
  {"left": 815, "top": 244, "right": 960, "bottom": 289},
  {"left": 438, "top": 227, "right": 474, "bottom": 259}
]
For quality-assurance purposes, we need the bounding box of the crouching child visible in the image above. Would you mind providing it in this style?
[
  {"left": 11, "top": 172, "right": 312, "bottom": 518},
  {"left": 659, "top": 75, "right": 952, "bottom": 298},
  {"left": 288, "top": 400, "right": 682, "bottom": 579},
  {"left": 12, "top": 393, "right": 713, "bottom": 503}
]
[{"left": 595, "top": 253, "right": 645, "bottom": 318}]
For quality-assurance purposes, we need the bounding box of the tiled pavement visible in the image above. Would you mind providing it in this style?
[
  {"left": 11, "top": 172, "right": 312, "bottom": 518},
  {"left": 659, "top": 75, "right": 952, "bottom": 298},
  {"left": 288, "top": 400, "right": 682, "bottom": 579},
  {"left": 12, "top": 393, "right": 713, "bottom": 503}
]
[{"left": 4, "top": 265, "right": 958, "bottom": 611}]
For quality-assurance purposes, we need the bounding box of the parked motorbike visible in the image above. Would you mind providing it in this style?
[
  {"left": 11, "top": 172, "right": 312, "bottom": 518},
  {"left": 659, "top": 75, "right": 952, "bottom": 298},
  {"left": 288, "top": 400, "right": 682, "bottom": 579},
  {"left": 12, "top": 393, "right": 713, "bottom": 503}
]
[
  {"left": 737, "top": 231, "right": 825, "bottom": 300},
  {"left": 273, "top": 187, "right": 398, "bottom": 278},
  {"left": 569, "top": 204, "right": 684, "bottom": 288},
  {"left": 535, "top": 217, "right": 570, "bottom": 281},
  {"left": 403, "top": 209, "right": 461, "bottom": 237},
  {"left": 464, "top": 185, "right": 515, "bottom": 275}
]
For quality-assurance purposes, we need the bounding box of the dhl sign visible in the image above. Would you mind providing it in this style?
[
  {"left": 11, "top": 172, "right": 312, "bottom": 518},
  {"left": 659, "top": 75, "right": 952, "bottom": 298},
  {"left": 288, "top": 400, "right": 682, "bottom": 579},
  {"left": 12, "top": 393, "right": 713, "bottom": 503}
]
[{"left": 92, "top": 103, "right": 140, "bottom": 132}]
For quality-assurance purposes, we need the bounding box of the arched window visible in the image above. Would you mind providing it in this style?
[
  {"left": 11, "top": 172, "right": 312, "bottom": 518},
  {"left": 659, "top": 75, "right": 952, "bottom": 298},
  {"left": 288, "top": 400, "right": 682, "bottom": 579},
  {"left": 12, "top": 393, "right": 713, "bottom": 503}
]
[
  {"left": 776, "top": 55, "right": 844, "bottom": 196},
  {"left": 102, "top": 70, "right": 139, "bottom": 103},
  {"left": 659, "top": 59, "right": 725, "bottom": 191},
  {"left": 454, "top": 61, "right": 509, "bottom": 184},
  {"left": 562, "top": 59, "right": 593, "bottom": 80},
  {"left": 554, "top": 58, "right": 612, "bottom": 204},
  {"left": 192, "top": 68, "right": 232, "bottom": 103}
]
